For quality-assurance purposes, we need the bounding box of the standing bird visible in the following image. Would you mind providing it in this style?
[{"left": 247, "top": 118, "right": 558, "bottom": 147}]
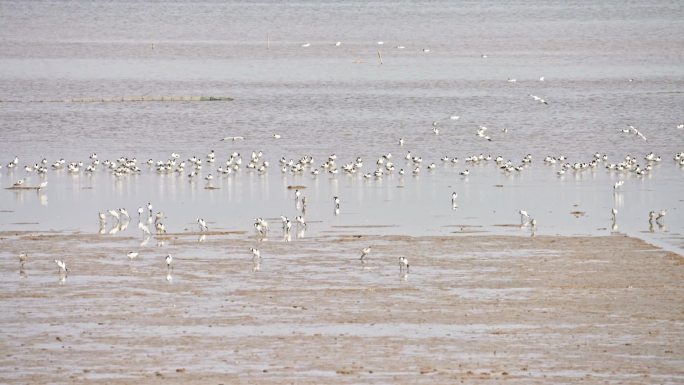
[
  {"left": 656, "top": 209, "right": 667, "bottom": 224},
  {"left": 451, "top": 192, "right": 458, "bottom": 209},
  {"left": 119, "top": 208, "right": 130, "bottom": 221},
  {"left": 284, "top": 219, "right": 292, "bottom": 235},
  {"left": 611, "top": 208, "right": 618, "bottom": 223},
  {"left": 333, "top": 196, "right": 340, "bottom": 215},
  {"left": 19, "top": 252, "right": 28, "bottom": 268},
  {"left": 108, "top": 209, "right": 120, "bottom": 223},
  {"left": 127, "top": 251, "right": 139, "bottom": 260},
  {"left": 295, "top": 215, "right": 306, "bottom": 229},
  {"left": 399, "top": 257, "right": 409, "bottom": 272},
  {"left": 165, "top": 254, "right": 173, "bottom": 269},
  {"left": 54, "top": 259, "right": 68, "bottom": 275},
  {"left": 138, "top": 221, "right": 151, "bottom": 237},
  {"left": 98, "top": 212, "right": 106, "bottom": 225},
  {"left": 294, "top": 189, "right": 301, "bottom": 201},
  {"left": 360, "top": 246, "right": 372, "bottom": 261},
  {"left": 250, "top": 247, "right": 261, "bottom": 260},
  {"left": 197, "top": 218, "right": 208, "bottom": 232},
  {"left": 137, "top": 207, "right": 144, "bottom": 219},
  {"left": 518, "top": 209, "right": 530, "bottom": 225}
]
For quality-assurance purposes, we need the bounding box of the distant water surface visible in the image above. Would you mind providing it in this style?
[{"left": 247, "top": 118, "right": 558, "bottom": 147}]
[{"left": 0, "top": 0, "right": 683, "bottom": 251}]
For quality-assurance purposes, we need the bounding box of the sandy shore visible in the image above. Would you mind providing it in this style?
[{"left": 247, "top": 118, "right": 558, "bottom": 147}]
[{"left": 0, "top": 231, "right": 683, "bottom": 384}]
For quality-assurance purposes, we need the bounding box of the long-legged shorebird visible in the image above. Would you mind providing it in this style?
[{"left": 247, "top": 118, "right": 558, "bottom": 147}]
[
  {"left": 360, "top": 246, "right": 371, "bottom": 262},
  {"left": 399, "top": 257, "right": 409, "bottom": 272}
]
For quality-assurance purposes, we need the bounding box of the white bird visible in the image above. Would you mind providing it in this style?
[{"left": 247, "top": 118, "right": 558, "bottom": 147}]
[
  {"left": 460, "top": 169, "right": 469, "bottom": 176},
  {"left": 519, "top": 209, "right": 530, "bottom": 224},
  {"left": 273, "top": 133, "right": 281, "bottom": 139},
  {"left": 335, "top": 41, "right": 341, "bottom": 47},
  {"left": 450, "top": 115, "right": 460, "bottom": 120},
  {"left": 656, "top": 209, "right": 667, "bottom": 223},
  {"left": 38, "top": 181, "right": 48, "bottom": 190},
  {"left": 54, "top": 259, "right": 68, "bottom": 274},
  {"left": 119, "top": 208, "right": 130, "bottom": 220},
  {"left": 529, "top": 94, "right": 548, "bottom": 105},
  {"left": 98, "top": 212, "right": 106, "bottom": 223},
  {"left": 611, "top": 208, "right": 618, "bottom": 222},
  {"left": 295, "top": 189, "right": 301, "bottom": 200},
  {"left": 19, "top": 252, "right": 28, "bottom": 267},
  {"left": 613, "top": 180, "right": 624, "bottom": 190},
  {"left": 539, "top": 76, "right": 545, "bottom": 81},
  {"left": 250, "top": 247, "right": 261, "bottom": 259},
  {"left": 301, "top": 42, "right": 311, "bottom": 47},
  {"left": 138, "top": 207, "right": 144, "bottom": 218},
  {"left": 399, "top": 138, "right": 405, "bottom": 146},
  {"left": 295, "top": 215, "right": 306, "bottom": 228},
  {"left": 127, "top": 251, "right": 139, "bottom": 260},
  {"left": 451, "top": 192, "right": 458, "bottom": 208},
  {"left": 399, "top": 256, "right": 409, "bottom": 272},
  {"left": 108, "top": 209, "right": 120, "bottom": 222},
  {"left": 138, "top": 221, "right": 151, "bottom": 237},
  {"left": 360, "top": 246, "right": 371, "bottom": 261},
  {"left": 197, "top": 218, "right": 208, "bottom": 232},
  {"left": 221, "top": 136, "right": 244, "bottom": 141},
  {"left": 165, "top": 254, "right": 173, "bottom": 269},
  {"left": 13, "top": 179, "right": 24, "bottom": 187}
]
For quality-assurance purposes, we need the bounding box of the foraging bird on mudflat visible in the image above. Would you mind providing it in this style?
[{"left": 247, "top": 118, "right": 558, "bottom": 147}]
[
  {"left": 54, "top": 259, "right": 68, "bottom": 275},
  {"left": 19, "top": 252, "right": 28, "bottom": 268},
  {"left": 399, "top": 257, "right": 409, "bottom": 272},
  {"left": 360, "top": 246, "right": 371, "bottom": 261}
]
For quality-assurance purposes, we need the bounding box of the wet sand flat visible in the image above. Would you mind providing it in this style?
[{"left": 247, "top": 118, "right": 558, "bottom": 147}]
[{"left": 1, "top": 232, "right": 683, "bottom": 384}]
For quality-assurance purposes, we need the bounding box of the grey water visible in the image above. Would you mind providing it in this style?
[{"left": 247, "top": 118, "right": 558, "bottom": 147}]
[{"left": 0, "top": 0, "right": 683, "bottom": 251}]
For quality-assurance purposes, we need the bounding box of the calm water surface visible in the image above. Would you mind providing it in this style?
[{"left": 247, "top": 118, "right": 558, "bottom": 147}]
[{"left": 0, "top": 0, "right": 683, "bottom": 251}]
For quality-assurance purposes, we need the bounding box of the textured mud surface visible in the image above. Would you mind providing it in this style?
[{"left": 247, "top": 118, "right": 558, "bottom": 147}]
[{"left": 1, "top": 231, "right": 683, "bottom": 384}]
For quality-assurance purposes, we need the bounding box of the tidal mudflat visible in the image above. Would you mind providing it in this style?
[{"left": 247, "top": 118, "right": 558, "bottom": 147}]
[{"left": 1, "top": 231, "right": 682, "bottom": 384}]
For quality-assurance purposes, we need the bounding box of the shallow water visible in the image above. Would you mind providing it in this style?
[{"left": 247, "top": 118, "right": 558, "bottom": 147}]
[{"left": 1, "top": 1, "right": 684, "bottom": 253}]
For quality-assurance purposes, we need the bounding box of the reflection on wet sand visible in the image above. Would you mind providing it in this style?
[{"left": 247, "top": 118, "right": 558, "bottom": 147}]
[{"left": 1, "top": 231, "right": 682, "bottom": 383}]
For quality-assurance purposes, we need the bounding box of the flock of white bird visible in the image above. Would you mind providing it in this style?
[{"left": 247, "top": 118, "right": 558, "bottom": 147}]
[{"left": 5, "top": 126, "right": 683, "bottom": 282}]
